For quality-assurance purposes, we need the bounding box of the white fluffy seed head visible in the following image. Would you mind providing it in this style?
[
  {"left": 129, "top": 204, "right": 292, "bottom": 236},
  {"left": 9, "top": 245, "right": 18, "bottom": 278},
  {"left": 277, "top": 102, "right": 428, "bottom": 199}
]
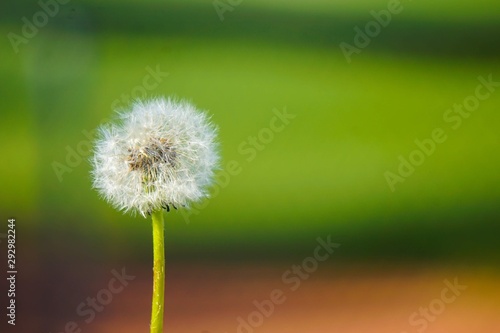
[{"left": 91, "top": 97, "right": 219, "bottom": 217}]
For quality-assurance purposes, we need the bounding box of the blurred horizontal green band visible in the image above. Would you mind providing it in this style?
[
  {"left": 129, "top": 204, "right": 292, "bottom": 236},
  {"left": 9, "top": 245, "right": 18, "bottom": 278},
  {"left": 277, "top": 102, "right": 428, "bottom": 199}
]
[{"left": 3, "top": 2, "right": 500, "bottom": 57}]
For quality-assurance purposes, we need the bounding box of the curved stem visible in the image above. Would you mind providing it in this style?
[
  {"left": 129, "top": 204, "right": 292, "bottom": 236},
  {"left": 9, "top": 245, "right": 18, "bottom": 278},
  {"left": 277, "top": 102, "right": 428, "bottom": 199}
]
[{"left": 150, "top": 210, "right": 165, "bottom": 333}]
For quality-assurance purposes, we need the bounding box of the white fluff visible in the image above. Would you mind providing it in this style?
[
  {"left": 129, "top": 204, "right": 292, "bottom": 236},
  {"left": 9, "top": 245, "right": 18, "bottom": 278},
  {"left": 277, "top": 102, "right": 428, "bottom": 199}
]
[{"left": 91, "top": 97, "right": 219, "bottom": 217}]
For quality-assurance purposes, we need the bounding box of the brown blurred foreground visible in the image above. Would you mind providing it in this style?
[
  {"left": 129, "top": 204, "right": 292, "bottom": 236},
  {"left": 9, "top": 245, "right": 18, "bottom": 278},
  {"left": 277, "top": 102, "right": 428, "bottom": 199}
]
[{"left": 24, "top": 263, "right": 500, "bottom": 333}]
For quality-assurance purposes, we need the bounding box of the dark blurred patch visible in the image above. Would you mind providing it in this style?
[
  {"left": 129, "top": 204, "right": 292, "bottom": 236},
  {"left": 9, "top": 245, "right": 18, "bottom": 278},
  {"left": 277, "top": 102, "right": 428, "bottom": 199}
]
[
  {"left": 29, "top": 199, "right": 500, "bottom": 264},
  {"left": 3, "top": 1, "right": 500, "bottom": 58}
]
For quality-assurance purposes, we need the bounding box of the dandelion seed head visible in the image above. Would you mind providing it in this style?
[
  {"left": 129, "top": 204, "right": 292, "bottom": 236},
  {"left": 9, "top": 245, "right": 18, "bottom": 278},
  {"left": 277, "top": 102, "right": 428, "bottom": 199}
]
[{"left": 91, "top": 97, "right": 219, "bottom": 217}]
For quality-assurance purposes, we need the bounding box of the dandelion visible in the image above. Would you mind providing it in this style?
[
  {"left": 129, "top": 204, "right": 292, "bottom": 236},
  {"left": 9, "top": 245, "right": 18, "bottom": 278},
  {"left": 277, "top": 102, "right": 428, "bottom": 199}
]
[{"left": 91, "top": 97, "right": 219, "bottom": 333}]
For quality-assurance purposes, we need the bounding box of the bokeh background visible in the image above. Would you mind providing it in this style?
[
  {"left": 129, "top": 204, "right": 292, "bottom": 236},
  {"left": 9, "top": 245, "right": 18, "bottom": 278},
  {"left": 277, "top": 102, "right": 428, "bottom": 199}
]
[{"left": 1, "top": 0, "right": 500, "bottom": 332}]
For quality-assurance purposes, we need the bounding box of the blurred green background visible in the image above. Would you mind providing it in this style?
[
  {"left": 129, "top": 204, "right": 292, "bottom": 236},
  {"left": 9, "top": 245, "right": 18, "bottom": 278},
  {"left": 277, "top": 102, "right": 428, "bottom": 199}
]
[
  {"left": 1, "top": 0, "right": 500, "bottom": 265},
  {"left": 2, "top": 1, "right": 500, "bottom": 332}
]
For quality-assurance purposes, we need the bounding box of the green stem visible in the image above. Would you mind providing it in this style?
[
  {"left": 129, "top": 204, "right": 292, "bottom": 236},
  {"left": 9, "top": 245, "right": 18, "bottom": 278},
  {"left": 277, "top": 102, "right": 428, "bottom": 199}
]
[{"left": 150, "top": 210, "right": 165, "bottom": 333}]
